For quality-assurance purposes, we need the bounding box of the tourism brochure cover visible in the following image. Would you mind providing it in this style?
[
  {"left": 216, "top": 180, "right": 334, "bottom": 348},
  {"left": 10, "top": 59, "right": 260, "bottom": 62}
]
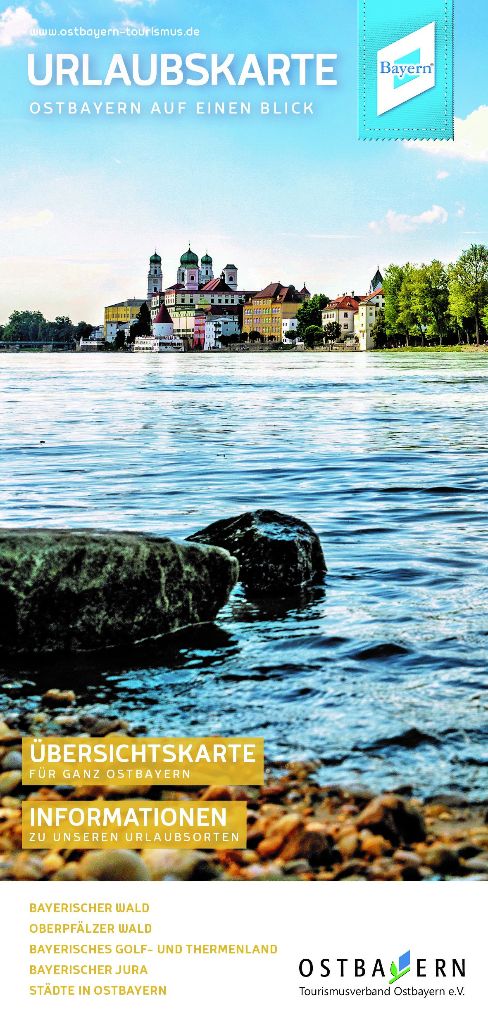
[{"left": 0, "top": 0, "right": 487, "bottom": 1018}]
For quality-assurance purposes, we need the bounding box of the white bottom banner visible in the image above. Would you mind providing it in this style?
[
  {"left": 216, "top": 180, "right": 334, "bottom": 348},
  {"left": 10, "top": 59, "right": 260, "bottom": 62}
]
[{"left": 0, "top": 881, "right": 483, "bottom": 1021}]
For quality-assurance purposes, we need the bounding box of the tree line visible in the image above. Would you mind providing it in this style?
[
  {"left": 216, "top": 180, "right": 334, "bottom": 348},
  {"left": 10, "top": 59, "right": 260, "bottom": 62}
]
[
  {"left": 0, "top": 303, "right": 154, "bottom": 350},
  {"left": 0, "top": 310, "right": 94, "bottom": 348},
  {"left": 377, "top": 244, "right": 488, "bottom": 347}
]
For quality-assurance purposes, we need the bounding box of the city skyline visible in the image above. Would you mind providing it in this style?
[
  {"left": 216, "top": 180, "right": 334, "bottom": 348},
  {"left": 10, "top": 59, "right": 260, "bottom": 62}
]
[{"left": 0, "top": 0, "right": 487, "bottom": 324}]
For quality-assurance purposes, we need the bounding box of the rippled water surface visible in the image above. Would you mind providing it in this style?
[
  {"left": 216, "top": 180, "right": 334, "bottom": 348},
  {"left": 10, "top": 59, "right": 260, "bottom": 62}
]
[{"left": 1, "top": 352, "right": 487, "bottom": 798}]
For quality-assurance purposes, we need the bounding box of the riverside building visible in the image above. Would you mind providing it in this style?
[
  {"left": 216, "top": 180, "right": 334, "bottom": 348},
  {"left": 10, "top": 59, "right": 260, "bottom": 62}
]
[
  {"left": 243, "top": 283, "right": 305, "bottom": 342},
  {"left": 148, "top": 247, "right": 253, "bottom": 346},
  {"left": 104, "top": 298, "right": 146, "bottom": 343}
]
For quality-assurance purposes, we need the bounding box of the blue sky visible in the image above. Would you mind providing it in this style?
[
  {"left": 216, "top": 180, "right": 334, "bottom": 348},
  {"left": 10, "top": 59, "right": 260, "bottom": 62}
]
[{"left": 0, "top": 0, "right": 486, "bottom": 324}]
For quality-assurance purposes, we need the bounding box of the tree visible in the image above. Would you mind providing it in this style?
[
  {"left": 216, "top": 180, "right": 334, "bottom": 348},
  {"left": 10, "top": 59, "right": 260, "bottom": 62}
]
[
  {"left": 113, "top": 329, "right": 127, "bottom": 350},
  {"left": 240, "top": 331, "right": 249, "bottom": 342},
  {"left": 369, "top": 308, "right": 387, "bottom": 348},
  {"left": 46, "top": 316, "right": 74, "bottom": 346},
  {"left": 285, "top": 330, "right": 298, "bottom": 342},
  {"left": 74, "top": 321, "right": 94, "bottom": 341},
  {"left": 383, "top": 264, "right": 408, "bottom": 341},
  {"left": 303, "top": 324, "right": 324, "bottom": 348},
  {"left": 249, "top": 330, "right": 262, "bottom": 343},
  {"left": 3, "top": 310, "right": 46, "bottom": 343},
  {"left": 397, "top": 266, "right": 423, "bottom": 343},
  {"left": 129, "top": 302, "right": 152, "bottom": 343},
  {"left": 449, "top": 244, "right": 488, "bottom": 345},
  {"left": 297, "top": 294, "right": 330, "bottom": 335},
  {"left": 323, "top": 321, "right": 342, "bottom": 342},
  {"left": 411, "top": 261, "right": 451, "bottom": 344}
]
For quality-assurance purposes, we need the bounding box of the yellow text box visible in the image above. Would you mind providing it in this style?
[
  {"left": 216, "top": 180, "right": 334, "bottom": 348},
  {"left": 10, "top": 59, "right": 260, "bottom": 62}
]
[
  {"left": 22, "top": 736, "right": 264, "bottom": 786},
  {"left": 22, "top": 800, "right": 247, "bottom": 850}
]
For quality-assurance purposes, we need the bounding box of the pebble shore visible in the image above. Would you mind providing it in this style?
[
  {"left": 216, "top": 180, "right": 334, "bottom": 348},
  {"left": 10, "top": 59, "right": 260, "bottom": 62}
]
[{"left": 1, "top": 707, "right": 487, "bottom": 882}]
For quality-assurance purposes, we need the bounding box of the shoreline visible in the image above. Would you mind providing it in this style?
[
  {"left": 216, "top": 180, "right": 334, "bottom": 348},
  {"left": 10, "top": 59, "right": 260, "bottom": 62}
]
[
  {"left": 0, "top": 345, "right": 486, "bottom": 356},
  {"left": 1, "top": 710, "right": 487, "bottom": 882}
]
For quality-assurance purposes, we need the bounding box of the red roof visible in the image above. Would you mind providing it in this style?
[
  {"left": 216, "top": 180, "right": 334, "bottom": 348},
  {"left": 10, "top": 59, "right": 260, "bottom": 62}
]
[
  {"left": 200, "top": 277, "right": 235, "bottom": 293},
  {"left": 326, "top": 295, "right": 360, "bottom": 312},
  {"left": 252, "top": 282, "right": 302, "bottom": 302},
  {"left": 154, "top": 304, "right": 173, "bottom": 325},
  {"left": 362, "top": 287, "right": 384, "bottom": 302}
]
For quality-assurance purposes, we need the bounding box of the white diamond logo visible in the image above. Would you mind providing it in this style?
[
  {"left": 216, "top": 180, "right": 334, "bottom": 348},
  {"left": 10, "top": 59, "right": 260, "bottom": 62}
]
[{"left": 377, "top": 22, "right": 436, "bottom": 115}]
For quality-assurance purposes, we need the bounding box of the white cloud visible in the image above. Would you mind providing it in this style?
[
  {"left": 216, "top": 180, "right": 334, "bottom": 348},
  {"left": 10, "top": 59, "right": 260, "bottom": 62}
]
[
  {"left": 118, "top": 16, "right": 148, "bottom": 30},
  {"left": 404, "top": 106, "right": 488, "bottom": 163},
  {"left": 113, "top": 0, "right": 157, "bottom": 7},
  {"left": 456, "top": 203, "right": 466, "bottom": 218},
  {"left": 0, "top": 5, "right": 38, "bottom": 45},
  {"left": 436, "top": 170, "right": 449, "bottom": 180},
  {"left": 36, "top": 1, "right": 54, "bottom": 15},
  {"left": 0, "top": 209, "right": 54, "bottom": 231},
  {"left": 369, "top": 204, "right": 449, "bottom": 234}
]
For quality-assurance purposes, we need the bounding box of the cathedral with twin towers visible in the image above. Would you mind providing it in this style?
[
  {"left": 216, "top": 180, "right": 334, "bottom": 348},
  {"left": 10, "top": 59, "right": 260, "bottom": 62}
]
[{"left": 147, "top": 246, "right": 239, "bottom": 302}]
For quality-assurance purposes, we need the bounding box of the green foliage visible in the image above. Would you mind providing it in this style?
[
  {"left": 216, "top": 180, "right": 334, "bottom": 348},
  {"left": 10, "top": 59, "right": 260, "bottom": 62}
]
[
  {"left": 323, "top": 321, "right": 342, "bottom": 342},
  {"left": 113, "top": 329, "right": 127, "bottom": 350},
  {"left": 383, "top": 246, "right": 487, "bottom": 345},
  {"left": 397, "top": 266, "right": 423, "bottom": 340},
  {"left": 297, "top": 293, "right": 330, "bottom": 335},
  {"left": 383, "top": 264, "right": 407, "bottom": 339},
  {"left": 410, "top": 260, "right": 450, "bottom": 343},
  {"left": 2, "top": 310, "right": 75, "bottom": 347},
  {"left": 369, "top": 308, "right": 387, "bottom": 348},
  {"left": 129, "top": 302, "right": 152, "bottom": 344},
  {"left": 448, "top": 244, "right": 488, "bottom": 344},
  {"left": 303, "top": 324, "right": 324, "bottom": 348},
  {"left": 74, "top": 321, "right": 94, "bottom": 341},
  {"left": 3, "top": 310, "right": 47, "bottom": 343}
]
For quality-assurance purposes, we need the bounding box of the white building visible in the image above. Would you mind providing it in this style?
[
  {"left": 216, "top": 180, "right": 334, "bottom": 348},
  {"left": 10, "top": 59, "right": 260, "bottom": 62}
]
[
  {"left": 204, "top": 313, "right": 240, "bottom": 350},
  {"left": 105, "top": 320, "right": 136, "bottom": 344},
  {"left": 353, "top": 287, "right": 385, "bottom": 350},
  {"left": 322, "top": 296, "right": 360, "bottom": 339},
  {"left": 282, "top": 317, "right": 299, "bottom": 343},
  {"left": 78, "top": 326, "right": 105, "bottom": 351}
]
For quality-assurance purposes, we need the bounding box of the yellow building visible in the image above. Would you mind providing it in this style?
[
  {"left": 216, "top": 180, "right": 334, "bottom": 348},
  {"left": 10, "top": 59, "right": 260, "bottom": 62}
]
[
  {"left": 104, "top": 298, "right": 146, "bottom": 341},
  {"left": 243, "top": 283, "right": 304, "bottom": 342}
]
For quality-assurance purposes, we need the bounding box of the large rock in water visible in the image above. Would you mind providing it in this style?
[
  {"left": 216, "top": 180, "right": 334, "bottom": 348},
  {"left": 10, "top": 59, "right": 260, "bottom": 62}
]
[
  {"left": 0, "top": 529, "right": 238, "bottom": 655},
  {"left": 188, "top": 510, "right": 326, "bottom": 595}
]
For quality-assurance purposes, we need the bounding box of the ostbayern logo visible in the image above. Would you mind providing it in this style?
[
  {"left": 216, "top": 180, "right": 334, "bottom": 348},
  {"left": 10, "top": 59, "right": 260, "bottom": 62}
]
[
  {"left": 389, "top": 950, "right": 411, "bottom": 985},
  {"left": 377, "top": 22, "right": 436, "bottom": 115}
]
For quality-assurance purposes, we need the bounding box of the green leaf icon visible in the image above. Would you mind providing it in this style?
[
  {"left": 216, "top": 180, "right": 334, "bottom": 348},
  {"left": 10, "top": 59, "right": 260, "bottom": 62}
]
[{"left": 390, "top": 963, "right": 398, "bottom": 977}]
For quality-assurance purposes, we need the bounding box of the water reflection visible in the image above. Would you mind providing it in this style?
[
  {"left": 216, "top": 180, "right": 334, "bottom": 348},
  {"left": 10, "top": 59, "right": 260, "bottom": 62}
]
[{"left": 0, "top": 352, "right": 487, "bottom": 797}]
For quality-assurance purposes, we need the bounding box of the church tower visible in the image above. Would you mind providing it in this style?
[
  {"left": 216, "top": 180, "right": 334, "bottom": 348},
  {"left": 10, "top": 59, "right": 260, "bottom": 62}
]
[
  {"left": 369, "top": 267, "right": 383, "bottom": 293},
  {"left": 200, "top": 253, "right": 213, "bottom": 284},
  {"left": 179, "top": 245, "right": 199, "bottom": 292},
  {"left": 222, "top": 264, "right": 238, "bottom": 289},
  {"left": 147, "top": 252, "right": 162, "bottom": 301}
]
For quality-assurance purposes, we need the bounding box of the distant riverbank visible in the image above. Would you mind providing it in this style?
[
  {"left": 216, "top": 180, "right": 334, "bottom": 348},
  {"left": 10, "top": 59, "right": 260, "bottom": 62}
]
[{"left": 1, "top": 343, "right": 486, "bottom": 355}]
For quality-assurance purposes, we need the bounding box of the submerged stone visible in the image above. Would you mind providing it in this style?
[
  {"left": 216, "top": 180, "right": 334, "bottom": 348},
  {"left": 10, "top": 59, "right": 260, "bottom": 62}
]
[
  {"left": 0, "top": 529, "right": 238, "bottom": 654},
  {"left": 188, "top": 509, "right": 326, "bottom": 594}
]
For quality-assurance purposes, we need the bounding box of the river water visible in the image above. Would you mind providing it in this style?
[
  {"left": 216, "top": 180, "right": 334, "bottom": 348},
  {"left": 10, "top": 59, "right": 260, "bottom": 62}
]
[{"left": 0, "top": 352, "right": 487, "bottom": 798}]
